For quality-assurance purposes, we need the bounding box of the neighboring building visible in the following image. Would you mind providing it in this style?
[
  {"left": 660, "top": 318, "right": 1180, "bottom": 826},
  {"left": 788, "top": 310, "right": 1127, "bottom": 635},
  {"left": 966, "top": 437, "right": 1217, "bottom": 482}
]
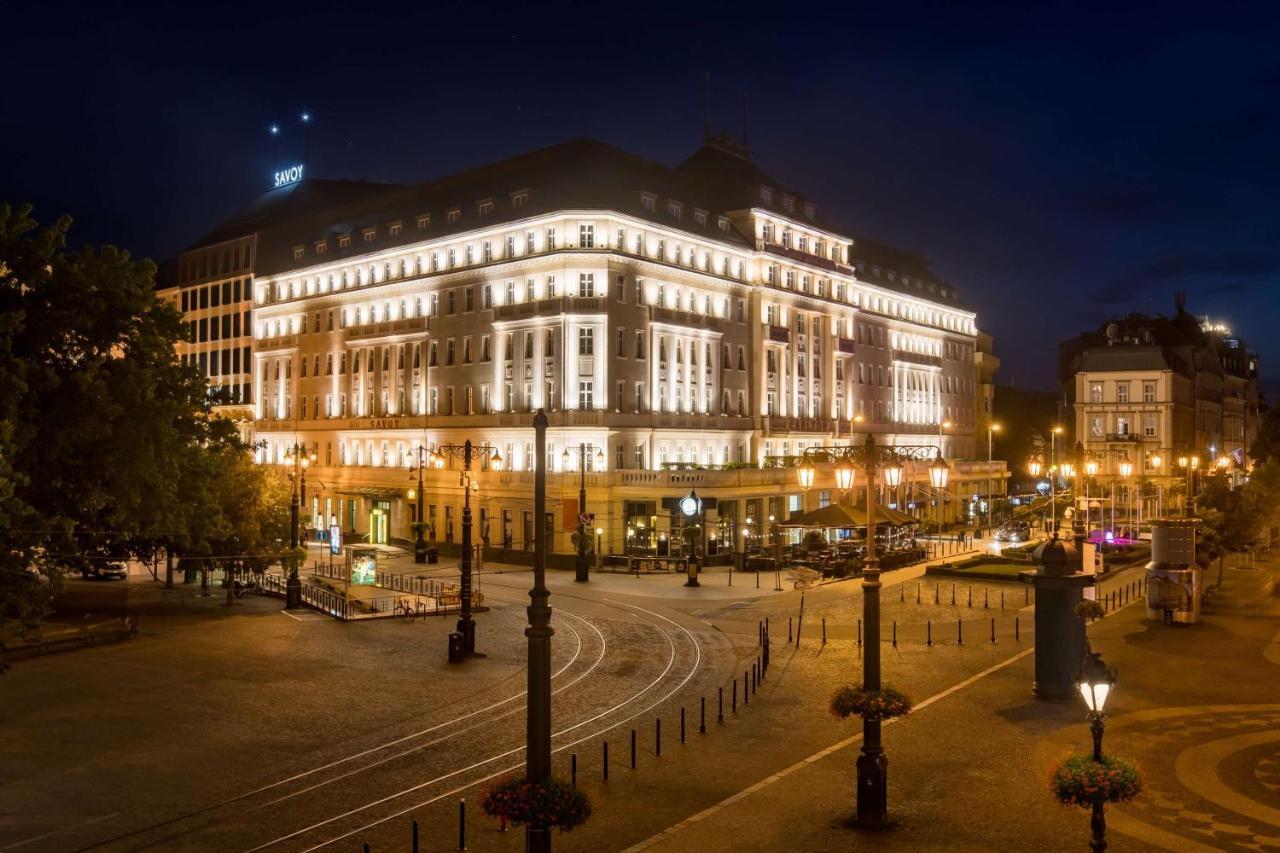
[
  {"left": 1058, "top": 293, "right": 1260, "bottom": 517},
  {"left": 156, "top": 176, "right": 401, "bottom": 434},
  {"left": 177, "top": 135, "right": 1005, "bottom": 556}
]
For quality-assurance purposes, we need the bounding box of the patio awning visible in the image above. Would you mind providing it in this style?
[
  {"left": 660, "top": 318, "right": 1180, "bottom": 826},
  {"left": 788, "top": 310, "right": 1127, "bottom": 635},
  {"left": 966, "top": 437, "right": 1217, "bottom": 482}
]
[{"left": 781, "top": 503, "right": 917, "bottom": 529}]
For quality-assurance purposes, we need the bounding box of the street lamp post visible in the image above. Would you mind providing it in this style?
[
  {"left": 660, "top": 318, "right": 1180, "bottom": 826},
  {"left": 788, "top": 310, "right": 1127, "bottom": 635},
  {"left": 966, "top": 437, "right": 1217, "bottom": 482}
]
[
  {"left": 437, "top": 440, "right": 503, "bottom": 657},
  {"left": 1050, "top": 426, "right": 1064, "bottom": 533},
  {"left": 988, "top": 422, "right": 1001, "bottom": 529},
  {"left": 802, "top": 436, "right": 946, "bottom": 828},
  {"left": 406, "top": 444, "right": 435, "bottom": 563},
  {"left": 527, "top": 411, "right": 553, "bottom": 853},
  {"left": 1076, "top": 651, "right": 1117, "bottom": 853},
  {"left": 562, "top": 443, "right": 604, "bottom": 583},
  {"left": 284, "top": 443, "right": 314, "bottom": 609},
  {"left": 1084, "top": 458, "right": 1099, "bottom": 536}
]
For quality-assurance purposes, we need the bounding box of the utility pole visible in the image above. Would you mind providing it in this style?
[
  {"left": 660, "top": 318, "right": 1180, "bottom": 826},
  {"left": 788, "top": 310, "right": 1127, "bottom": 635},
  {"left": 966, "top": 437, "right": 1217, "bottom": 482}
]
[{"left": 527, "top": 410, "right": 554, "bottom": 853}]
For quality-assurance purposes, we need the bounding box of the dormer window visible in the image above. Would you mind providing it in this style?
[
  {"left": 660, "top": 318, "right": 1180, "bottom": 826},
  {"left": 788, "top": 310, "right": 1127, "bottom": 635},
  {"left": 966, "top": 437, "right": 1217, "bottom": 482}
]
[
  {"left": 362, "top": 228, "right": 376, "bottom": 243},
  {"left": 314, "top": 241, "right": 328, "bottom": 255},
  {"left": 667, "top": 201, "right": 682, "bottom": 219},
  {"left": 293, "top": 246, "right": 304, "bottom": 261},
  {"left": 511, "top": 190, "right": 529, "bottom": 208},
  {"left": 782, "top": 195, "right": 795, "bottom": 212},
  {"left": 477, "top": 199, "right": 494, "bottom": 216},
  {"left": 693, "top": 209, "right": 707, "bottom": 226},
  {"left": 416, "top": 214, "right": 430, "bottom": 230},
  {"left": 447, "top": 209, "right": 461, "bottom": 223},
  {"left": 803, "top": 202, "right": 815, "bottom": 219},
  {"left": 760, "top": 186, "right": 774, "bottom": 205},
  {"left": 718, "top": 216, "right": 730, "bottom": 232},
  {"left": 389, "top": 222, "right": 402, "bottom": 237},
  {"left": 640, "top": 193, "right": 656, "bottom": 213},
  {"left": 338, "top": 234, "right": 351, "bottom": 248}
]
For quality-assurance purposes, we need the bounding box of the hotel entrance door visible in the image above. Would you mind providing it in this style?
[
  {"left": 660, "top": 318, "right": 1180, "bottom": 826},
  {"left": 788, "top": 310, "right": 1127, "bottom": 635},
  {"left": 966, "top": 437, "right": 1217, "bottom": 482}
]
[{"left": 369, "top": 500, "right": 390, "bottom": 545}]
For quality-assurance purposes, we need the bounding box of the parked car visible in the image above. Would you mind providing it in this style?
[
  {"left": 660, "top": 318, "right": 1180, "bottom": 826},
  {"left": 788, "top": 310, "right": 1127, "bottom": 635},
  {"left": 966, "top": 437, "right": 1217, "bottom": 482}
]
[
  {"left": 995, "top": 521, "right": 1031, "bottom": 543},
  {"left": 81, "top": 561, "right": 128, "bottom": 580}
]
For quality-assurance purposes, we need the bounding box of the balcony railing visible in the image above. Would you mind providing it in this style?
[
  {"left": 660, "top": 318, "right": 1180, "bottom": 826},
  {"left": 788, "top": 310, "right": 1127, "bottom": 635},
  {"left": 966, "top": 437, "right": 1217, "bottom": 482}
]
[
  {"left": 649, "top": 305, "right": 719, "bottom": 330},
  {"left": 492, "top": 295, "right": 604, "bottom": 322},
  {"left": 892, "top": 350, "right": 944, "bottom": 368},
  {"left": 760, "top": 241, "right": 854, "bottom": 276},
  {"left": 344, "top": 316, "right": 427, "bottom": 341}
]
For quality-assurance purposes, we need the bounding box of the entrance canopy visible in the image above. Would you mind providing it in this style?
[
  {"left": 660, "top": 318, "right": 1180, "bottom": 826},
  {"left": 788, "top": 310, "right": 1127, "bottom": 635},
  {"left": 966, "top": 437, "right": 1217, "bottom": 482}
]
[{"left": 781, "top": 503, "right": 916, "bottom": 529}]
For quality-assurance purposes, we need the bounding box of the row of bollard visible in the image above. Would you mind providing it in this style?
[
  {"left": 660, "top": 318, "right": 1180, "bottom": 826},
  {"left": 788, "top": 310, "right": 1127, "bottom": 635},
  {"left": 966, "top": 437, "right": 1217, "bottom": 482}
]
[
  {"left": 362, "top": 624, "right": 776, "bottom": 851},
  {"left": 912, "top": 583, "right": 1030, "bottom": 610},
  {"left": 845, "top": 615, "right": 1023, "bottom": 646}
]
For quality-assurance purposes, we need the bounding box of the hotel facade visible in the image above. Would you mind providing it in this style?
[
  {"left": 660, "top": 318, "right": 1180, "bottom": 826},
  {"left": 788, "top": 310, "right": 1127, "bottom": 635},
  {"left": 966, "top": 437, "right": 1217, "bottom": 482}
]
[{"left": 195, "top": 137, "right": 1004, "bottom": 557}]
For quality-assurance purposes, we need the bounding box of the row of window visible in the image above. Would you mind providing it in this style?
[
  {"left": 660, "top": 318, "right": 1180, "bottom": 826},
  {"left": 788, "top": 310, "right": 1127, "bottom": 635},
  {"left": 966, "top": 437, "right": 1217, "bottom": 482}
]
[
  {"left": 1088, "top": 413, "right": 1160, "bottom": 438},
  {"left": 180, "top": 244, "right": 251, "bottom": 284},
  {"left": 181, "top": 278, "right": 248, "bottom": 311},
  {"left": 1087, "top": 380, "right": 1159, "bottom": 405},
  {"left": 185, "top": 347, "right": 251, "bottom": 379},
  {"left": 187, "top": 312, "right": 250, "bottom": 343}
]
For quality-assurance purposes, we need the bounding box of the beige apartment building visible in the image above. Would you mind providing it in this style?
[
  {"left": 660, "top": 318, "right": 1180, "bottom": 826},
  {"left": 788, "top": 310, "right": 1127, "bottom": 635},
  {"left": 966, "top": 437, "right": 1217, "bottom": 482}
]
[{"left": 1059, "top": 295, "right": 1259, "bottom": 520}]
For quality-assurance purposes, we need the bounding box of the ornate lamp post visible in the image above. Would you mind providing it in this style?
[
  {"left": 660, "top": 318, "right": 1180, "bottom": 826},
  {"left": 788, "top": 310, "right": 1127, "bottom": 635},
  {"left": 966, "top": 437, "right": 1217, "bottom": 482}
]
[
  {"left": 562, "top": 443, "right": 604, "bottom": 583},
  {"left": 437, "top": 440, "right": 502, "bottom": 657},
  {"left": 801, "top": 436, "right": 946, "bottom": 827},
  {"left": 284, "top": 443, "right": 315, "bottom": 609},
  {"left": 1084, "top": 458, "right": 1099, "bottom": 535},
  {"left": 1177, "top": 454, "right": 1200, "bottom": 516},
  {"left": 527, "top": 411, "right": 553, "bottom": 853},
  {"left": 1076, "top": 651, "right": 1118, "bottom": 853},
  {"left": 406, "top": 444, "right": 440, "bottom": 563},
  {"left": 1118, "top": 456, "right": 1133, "bottom": 533}
]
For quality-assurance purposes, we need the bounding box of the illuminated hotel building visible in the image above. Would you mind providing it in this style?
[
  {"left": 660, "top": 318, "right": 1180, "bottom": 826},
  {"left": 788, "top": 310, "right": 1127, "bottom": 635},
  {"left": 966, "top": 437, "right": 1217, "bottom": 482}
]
[{"left": 242, "top": 136, "right": 1005, "bottom": 556}]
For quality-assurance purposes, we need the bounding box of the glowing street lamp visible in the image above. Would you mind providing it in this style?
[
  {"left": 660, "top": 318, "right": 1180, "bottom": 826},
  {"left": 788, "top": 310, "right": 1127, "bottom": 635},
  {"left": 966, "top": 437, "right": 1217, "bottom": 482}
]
[
  {"left": 1028, "top": 459, "right": 1043, "bottom": 478},
  {"left": 796, "top": 460, "right": 816, "bottom": 490},
  {"left": 929, "top": 454, "right": 950, "bottom": 490},
  {"left": 1075, "top": 651, "right": 1118, "bottom": 852},
  {"left": 835, "top": 460, "right": 855, "bottom": 493}
]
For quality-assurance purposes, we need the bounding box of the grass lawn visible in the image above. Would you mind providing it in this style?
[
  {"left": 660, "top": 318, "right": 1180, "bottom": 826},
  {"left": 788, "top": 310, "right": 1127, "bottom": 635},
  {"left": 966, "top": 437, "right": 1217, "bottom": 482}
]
[{"left": 943, "top": 561, "right": 1028, "bottom": 578}]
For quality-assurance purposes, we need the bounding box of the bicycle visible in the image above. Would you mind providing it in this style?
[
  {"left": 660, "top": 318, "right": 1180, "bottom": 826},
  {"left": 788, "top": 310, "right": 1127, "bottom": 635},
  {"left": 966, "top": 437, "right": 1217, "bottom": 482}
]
[{"left": 394, "top": 598, "right": 420, "bottom": 621}]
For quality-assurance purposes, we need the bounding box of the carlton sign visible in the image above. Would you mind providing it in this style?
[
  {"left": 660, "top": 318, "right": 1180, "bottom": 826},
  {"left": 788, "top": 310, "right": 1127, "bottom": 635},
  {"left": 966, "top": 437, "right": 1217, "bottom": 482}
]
[{"left": 273, "top": 164, "right": 304, "bottom": 188}]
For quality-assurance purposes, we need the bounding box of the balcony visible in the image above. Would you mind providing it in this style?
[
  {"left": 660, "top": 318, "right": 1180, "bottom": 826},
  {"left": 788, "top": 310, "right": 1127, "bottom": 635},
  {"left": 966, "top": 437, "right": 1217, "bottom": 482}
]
[
  {"left": 892, "top": 350, "right": 943, "bottom": 368},
  {"left": 760, "top": 241, "right": 854, "bottom": 276},
  {"left": 649, "top": 305, "right": 719, "bottom": 330},
  {"left": 493, "top": 295, "right": 605, "bottom": 322},
  {"left": 255, "top": 334, "right": 299, "bottom": 352},
  {"left": 1104, "top": 433, "right": 1141, "bottom": 443},
  {"left": 344, "top": 316, "right": 427, "bottom": 342}
]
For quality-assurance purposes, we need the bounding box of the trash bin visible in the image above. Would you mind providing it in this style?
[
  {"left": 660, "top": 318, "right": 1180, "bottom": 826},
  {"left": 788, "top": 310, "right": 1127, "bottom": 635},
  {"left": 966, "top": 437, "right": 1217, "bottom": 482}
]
[
  {"left": 448, "top": 632, "right": 464, "bottom": 663},
  {"left": 427, "top": 548, "right": 439, "bottom": 564}
]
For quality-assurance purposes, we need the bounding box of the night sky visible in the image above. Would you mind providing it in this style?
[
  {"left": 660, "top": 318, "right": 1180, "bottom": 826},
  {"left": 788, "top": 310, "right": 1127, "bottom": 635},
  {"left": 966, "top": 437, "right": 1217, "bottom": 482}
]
[{"left": 4, "top": 2, "right": 1277, "bottom": 390}]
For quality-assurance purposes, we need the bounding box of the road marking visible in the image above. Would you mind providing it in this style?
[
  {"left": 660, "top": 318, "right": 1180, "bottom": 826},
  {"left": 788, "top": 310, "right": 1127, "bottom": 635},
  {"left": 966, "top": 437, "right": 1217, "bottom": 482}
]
[
  {"left": 280, "top": 610, "right": 328, "bottom": 622},
  {"left": 1175, "top": 728, "right": 1280, "bottom": 829},
  {"left": 623, "top": 646, "right": 1035, "bottom": 851}
]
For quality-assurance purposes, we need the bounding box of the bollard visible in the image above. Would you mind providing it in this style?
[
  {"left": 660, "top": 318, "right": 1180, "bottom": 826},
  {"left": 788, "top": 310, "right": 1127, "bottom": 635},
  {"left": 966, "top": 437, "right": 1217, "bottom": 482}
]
[
  {"left": 656, "top": 718, "right": 662, "bottom": 756},
  {"left": 957, "top": 619, "right": 963, "bottom": 645},
  {"left": 752, "top": 662, "right": 758, "bottom": 693},
  {"left": 744, "top": 670, "right": 750, "bottom": 704},
  {"left": 857, "top": 619, "right": 862, "bottom": 646},
  {"left": 892, "top": 621, "right": 897, "bottom": 647},
  {"left": 758, "top": 654, "right": 763, "bottom": 682},
  {"left": 917, "top": 584, "right": 921, "bottom": 603},
  {"left": 364, "top": 844, "right": 370, "bottom": 853},
  {"left": 927, "top": 620, "right": 932, "bottom": 646},
  {"left": 412, "top": 820, "right": 420, "bottom": 853},
  {"left": 603, "top": 740, "right": 609, "bottom": 780},
  {"left": 822, "top": 617, "right": 827, "bottom": 644},
  {"left": 681, "top": 706, "right": 686, "bottom": 743},
  {"left": 935, "top": 584, "right": 940, "bottom": 603},
  {"left": 796, "top": 595, "right": 805, "bottom": 648},
  {"left": 700, "top": 696, "right": 707, "bottom": 734},
  {"left": 1015, "top": 616, "right": 1020, "bottom": 641},
  {"left": 732, "top": 679, "right": 738, "bottom": 713},
  {"left": 630, "top": 729, "right": 637, "bottom": 768},
  {"left": 1001, "top": 590, "right": 1005, "bottom": 611},
  {"left": 458, "top": 799, "right": 466, "bottom": 851},
  {"left": 968, "top": 587, "right": 972, "bottom": 607},
  {"left": 759, "top": 621, "right": 763, "bottom": 646},
  {"left": 900, "top": 585, "right": 905, "bottom": 602},
  {"left": 984, "top": 588, "right": 989, "bottom": 609},
  {"left": 788, "top": 617, "right": 793, "bottom": 643},
  {"left": 952, "top": 584, "right": 956, "bottom": 605},
  {"left": 990, "top": 618, "right": 996, "bottom": 643},
  {"left": 571, "top": 753, "right": 577, "bottom": 786},
  {"left": 718, "top": 687, "right": 724, "bottom": 723}
]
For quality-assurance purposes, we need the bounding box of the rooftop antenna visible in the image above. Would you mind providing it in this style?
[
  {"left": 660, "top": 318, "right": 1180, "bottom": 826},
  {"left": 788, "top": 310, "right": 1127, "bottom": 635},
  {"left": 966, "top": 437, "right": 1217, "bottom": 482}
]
[
  {"left": 741, "top": 92, "right": 750, "bottom": 157},
  {"left": 702, "top": 72, "right": 712, "bottom": 142}
]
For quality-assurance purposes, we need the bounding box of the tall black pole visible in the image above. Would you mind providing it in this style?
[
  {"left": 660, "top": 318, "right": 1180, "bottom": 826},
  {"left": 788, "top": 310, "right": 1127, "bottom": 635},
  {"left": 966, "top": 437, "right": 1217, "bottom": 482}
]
[
  {"left": 459, "top": 440, "right": 477, "bottom": 655},
  {"left": 1090, "top": 714, "right": 1107, "bottom": 852},
  {"left": 285, "top": 450, "right": 302, "bottom": 609},
  {"left": 856, "top": 431, "right": 887, "bottom": 827},
  {"left": 527, "top": 410, "right": 554, "bottom": 853},
  {"left": 415, "top": 449, "right": 426, "bottom": 562},
  {"left": 575, "top": 443, "right": 589, "bottom": 582}
]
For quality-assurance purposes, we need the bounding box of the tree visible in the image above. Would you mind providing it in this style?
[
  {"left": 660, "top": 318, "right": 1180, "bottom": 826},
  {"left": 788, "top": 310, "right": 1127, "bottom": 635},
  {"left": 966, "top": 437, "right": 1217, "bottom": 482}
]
[{"left": 0, "top": 203, "right": 277, "bottom": 638}]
